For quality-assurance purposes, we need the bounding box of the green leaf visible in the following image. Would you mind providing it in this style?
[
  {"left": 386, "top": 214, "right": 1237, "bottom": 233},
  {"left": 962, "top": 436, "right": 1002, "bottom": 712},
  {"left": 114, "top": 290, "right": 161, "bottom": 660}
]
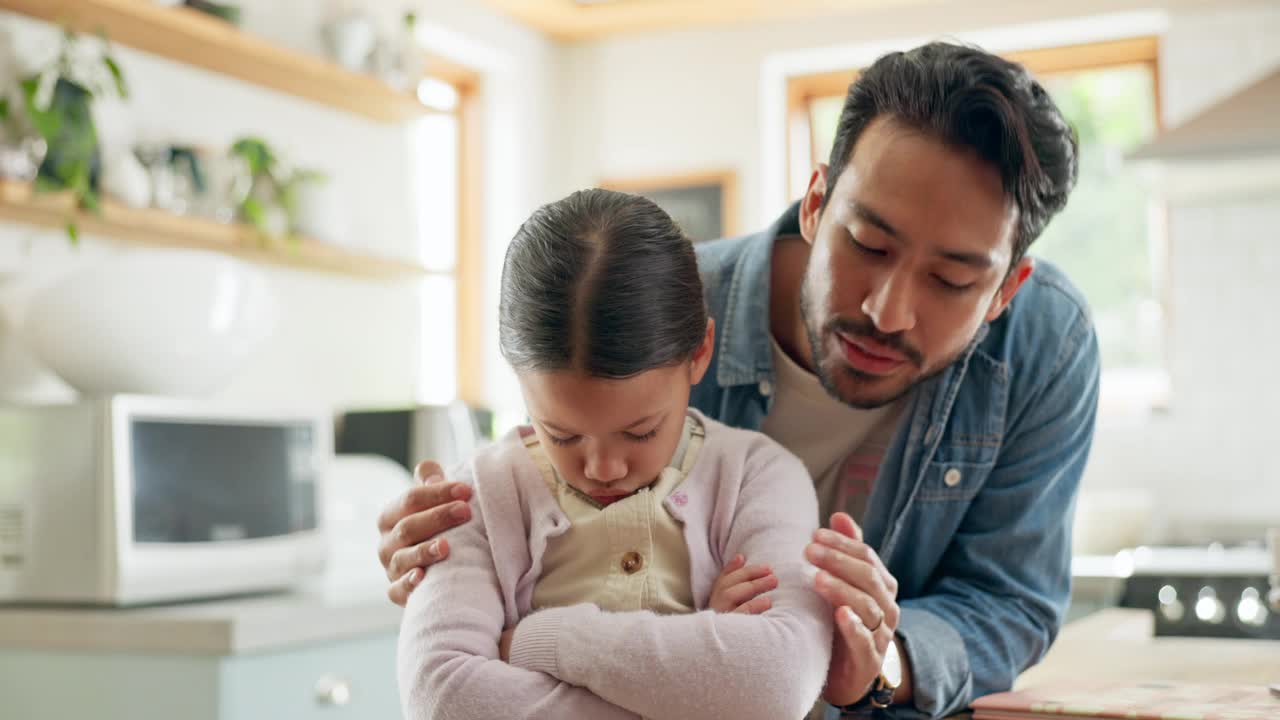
[
  {"left": 0, "top": 96, "right": 8, "bottom": 122},
  {"left": 230, "top": 137, "right": 276, "bottom": 178},
  {"left": 241, "top": 195, "right": 267, "bottom": 229},
  {"left": 21, "top": 76, "right": 61, "bottom": 140},
  {"left": 33, "top": 175, "right": 63, "bottom": 194},
  {"left": 103, "top": 55, "right": 128, "bottom": 98},
  {"left": 66, "top": 221, "right": 79, "bottom": 245}
]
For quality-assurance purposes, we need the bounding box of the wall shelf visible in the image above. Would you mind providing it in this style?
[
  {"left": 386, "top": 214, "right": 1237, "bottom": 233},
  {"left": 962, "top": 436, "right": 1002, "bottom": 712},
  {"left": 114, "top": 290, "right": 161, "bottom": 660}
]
[
  {"left": 0, "top": 0, "right": 432, "bottom": 123},
  {"left": 0, "top": 180, "right": 429, "bottom": 280}
]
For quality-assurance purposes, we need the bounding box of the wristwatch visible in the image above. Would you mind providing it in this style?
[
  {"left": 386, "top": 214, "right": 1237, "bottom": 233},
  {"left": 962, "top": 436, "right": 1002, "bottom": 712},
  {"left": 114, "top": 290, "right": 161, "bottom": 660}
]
[{"left": 839, "top": 639, "right": 903, "bottom": 714}]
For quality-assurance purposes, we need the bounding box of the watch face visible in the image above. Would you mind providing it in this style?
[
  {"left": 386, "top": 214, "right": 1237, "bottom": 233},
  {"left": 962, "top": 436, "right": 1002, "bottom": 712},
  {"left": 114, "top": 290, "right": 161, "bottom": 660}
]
[{"left": 882, "top": 640, "right": 904, "bottom": 687}]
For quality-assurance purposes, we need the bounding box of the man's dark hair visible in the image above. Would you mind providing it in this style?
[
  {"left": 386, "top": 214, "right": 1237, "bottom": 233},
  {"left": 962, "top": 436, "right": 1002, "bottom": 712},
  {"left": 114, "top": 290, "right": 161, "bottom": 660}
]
[
  {"left": 499, "top": 188, "right": 707, "bottom": 378},
  {"left": 825, "top": 41, "right": 1079, "bottom": 264}
]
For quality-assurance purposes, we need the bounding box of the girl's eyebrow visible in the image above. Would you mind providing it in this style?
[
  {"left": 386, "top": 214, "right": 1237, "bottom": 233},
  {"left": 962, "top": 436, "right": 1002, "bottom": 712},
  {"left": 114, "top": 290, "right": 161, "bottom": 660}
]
[
  {"left": 541, "top": 412, "right": 664, "bottom": 436},
  {"left": 540, "top": 420, "right": 573, "bottom": 435},
  {"left": 623, "top": 412, "right": 663, "bottom": 430}
]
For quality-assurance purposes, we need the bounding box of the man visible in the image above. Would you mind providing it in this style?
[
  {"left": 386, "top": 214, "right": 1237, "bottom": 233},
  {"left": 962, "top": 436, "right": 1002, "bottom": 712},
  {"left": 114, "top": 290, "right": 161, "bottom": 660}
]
[{"left": 377, "top": 41, "right": 1097, "bottom": 718}]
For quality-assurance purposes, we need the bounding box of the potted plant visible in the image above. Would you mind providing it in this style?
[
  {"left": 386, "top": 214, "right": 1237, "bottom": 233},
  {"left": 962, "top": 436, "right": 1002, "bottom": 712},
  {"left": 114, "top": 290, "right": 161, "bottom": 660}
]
[
  {"left": 13, "top": 29, "right": 128, "bottom": 243},
  {"left": 0, "top": 28, "right": 46, "bottom": 185},
  {"left": 229, "top": 137, "right": 325, "bottom": 245},
  {"left": 0, "top": 94, "right": 47, "bottom": 183}
]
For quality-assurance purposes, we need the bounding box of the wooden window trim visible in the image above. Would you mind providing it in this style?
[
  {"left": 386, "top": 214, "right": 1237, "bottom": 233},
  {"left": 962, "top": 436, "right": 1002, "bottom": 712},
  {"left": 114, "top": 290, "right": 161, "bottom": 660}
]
[
  {"left": 453, "top": 81, "right": 485, "bottom": 406},
  {"left": 417, "top": 57, "right": 484, "bottom": 406}
]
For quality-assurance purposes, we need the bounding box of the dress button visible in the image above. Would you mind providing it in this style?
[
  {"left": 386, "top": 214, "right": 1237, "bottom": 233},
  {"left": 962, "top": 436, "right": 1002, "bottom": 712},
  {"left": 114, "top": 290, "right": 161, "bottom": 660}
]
[
  {"left": 758, "top": 379, "right": 773, "bottom": 397},
  {"left": 620, "top": 551, "right": 644, "bottom": 574},
  {"left": 943, "top": 468, "right": 962, "bottom": 487}
]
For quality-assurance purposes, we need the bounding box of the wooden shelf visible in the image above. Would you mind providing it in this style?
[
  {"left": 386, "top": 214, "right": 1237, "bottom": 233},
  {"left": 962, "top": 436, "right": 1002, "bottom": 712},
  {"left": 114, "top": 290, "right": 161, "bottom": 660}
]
[
  {"left": 0, "top": 180, "right": 430, "bottom": 280},
  {"left": 0, "top": 0, "right": 431, "bottom": 123}
]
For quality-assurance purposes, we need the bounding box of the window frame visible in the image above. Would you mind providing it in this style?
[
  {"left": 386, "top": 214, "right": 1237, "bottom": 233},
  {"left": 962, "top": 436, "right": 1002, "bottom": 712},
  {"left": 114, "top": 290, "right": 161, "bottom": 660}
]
[
  {"left": 454, "top": 80, "right": 485, "bottom": 407},
  {"left": 419, "top": 59, "right": 486, "bottom": 407}
]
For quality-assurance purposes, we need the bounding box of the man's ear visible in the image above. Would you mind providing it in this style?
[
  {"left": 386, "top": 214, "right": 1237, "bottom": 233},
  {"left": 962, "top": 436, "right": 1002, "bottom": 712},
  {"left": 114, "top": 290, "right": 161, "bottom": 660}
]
[
  {"left": 689, "top": 317, "right": 716, "bottom": 386},
  {"left": 986, "top": 257, "right": 1035, "bottom": 322},
  {"left": 798, "top": 164, "right": 829, "bottom": 248}
]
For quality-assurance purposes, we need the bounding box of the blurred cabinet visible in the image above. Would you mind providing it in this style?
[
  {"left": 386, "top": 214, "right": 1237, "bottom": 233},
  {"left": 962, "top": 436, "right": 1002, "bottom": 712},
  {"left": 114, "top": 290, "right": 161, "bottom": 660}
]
[
  {"left": 1130, "top": 68, "right": 1280, "bottom": 203},
  {"left": 0, "top": 630, "right": 401, "bottom": 720},
  {"left": 0, "top": 591, "right": 404, "bottom": 720}
]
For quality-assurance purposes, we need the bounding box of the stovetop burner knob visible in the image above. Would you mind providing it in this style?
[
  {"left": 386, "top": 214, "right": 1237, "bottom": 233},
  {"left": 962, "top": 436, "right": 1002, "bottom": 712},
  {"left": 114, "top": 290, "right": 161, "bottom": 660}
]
[
  {"left": 1157, "top": 584, "right": 1184, "bottom": 623},
  {"left": 1195, "top": 586, "right": 1226, "bottom": 625},
  {"left": 1237, "top": 587, "right": 1268, "bottom": 627}
]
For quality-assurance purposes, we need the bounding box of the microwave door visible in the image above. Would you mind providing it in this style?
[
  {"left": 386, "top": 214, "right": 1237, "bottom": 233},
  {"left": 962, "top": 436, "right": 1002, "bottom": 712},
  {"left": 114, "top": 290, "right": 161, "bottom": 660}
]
[{"left": 130, "top": 420, "right": 319, "bottom": 544}]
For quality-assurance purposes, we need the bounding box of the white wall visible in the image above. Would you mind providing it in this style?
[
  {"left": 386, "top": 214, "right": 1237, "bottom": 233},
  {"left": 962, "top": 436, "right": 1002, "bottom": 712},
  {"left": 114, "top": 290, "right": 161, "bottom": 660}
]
[
  {"left": 556, "top": 0, "right": 1280, "bottom": 534},
  {"left": 0, "top": 0, "right": 564, "bottom": 417},
  {"left": 1084, "top": 2, "right": 1280, "bottom": 540}
]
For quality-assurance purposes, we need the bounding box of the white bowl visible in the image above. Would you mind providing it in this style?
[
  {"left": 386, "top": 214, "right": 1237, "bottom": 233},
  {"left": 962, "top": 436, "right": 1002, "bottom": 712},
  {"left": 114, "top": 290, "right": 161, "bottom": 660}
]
[
  {"left": 0, "top": 298, "right": 76, "bottom": 403},
  {"left": 21, "top": 249, "right": 280, "bottom": 396}
]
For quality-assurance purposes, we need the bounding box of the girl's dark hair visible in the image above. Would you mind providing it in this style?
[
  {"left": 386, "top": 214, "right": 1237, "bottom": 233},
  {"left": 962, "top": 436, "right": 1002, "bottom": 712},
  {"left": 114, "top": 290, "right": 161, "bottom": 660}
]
[{"left": 499, "top": 188, "right": 708, "bottom": 378}]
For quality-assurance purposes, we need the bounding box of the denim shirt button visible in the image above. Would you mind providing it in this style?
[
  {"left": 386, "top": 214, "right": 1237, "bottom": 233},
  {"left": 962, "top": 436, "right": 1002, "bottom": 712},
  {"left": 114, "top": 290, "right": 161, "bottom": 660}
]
[
  {"left": 943, "top": 468, "right": 962, "bottom": 487},
  {"left": 758, "top": 379, "right": 773, "bottom": 397}
]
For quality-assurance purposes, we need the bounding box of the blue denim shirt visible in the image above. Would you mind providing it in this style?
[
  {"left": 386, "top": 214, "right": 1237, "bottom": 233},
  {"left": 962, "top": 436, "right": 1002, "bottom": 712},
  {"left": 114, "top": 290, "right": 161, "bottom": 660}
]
[{"left": 690, "top": 204, "right": 1100, "bottom": 719}]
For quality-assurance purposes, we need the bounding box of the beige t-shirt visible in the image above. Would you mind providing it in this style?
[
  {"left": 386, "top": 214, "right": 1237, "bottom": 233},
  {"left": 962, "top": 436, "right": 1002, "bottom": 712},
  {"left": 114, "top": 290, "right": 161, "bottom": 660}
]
[
  {"left": 759, "top": 336, "right": 901, "bottom": 524},
  {"left": 528, "top": 415, "right": 703, "bottom": 615}
]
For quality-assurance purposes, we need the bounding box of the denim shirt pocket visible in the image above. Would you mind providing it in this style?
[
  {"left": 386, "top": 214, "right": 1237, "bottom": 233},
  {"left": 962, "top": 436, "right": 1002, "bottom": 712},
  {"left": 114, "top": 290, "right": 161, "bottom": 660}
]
[
  {"left": 915, "top": 349, "right": 1006, "bottom": 503},
  {"left": 916, "top": 458, "right": 992, "bottom": 503}
]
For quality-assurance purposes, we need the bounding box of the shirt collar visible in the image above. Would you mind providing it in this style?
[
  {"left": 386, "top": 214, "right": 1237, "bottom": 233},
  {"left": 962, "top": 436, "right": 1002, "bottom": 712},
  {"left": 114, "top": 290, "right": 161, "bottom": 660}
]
[{"left": 715, "top": 202, "right": 802, "bottom": 387}]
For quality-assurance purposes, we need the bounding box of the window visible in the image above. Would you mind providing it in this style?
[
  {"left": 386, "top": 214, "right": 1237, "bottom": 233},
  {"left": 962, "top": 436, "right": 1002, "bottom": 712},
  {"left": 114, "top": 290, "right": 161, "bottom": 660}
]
[
  {"left": 414, "top": 110, "right": 460, "bottom": 405},
  {"left": 787, "top": 38, "right": 1168, "bottom": 413},
  {"left": 413, "top": 62, "right": 483, "bottom": 407}
]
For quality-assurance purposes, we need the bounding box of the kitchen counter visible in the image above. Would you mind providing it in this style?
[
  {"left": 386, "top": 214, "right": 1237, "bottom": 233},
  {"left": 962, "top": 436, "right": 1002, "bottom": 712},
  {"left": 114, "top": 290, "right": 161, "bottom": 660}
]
[
  {"left": 0, "top": 586, "right": 402, "bottom": 655},
  {"left": 1017, "top": 608, "right": 1279, "bottom": 688}
]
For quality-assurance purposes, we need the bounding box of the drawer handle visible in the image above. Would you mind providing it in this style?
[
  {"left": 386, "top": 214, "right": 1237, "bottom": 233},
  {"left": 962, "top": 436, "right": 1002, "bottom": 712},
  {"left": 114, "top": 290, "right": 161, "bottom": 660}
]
[{"left": 315, "top": 674, "right": 352, "bottom": 706}]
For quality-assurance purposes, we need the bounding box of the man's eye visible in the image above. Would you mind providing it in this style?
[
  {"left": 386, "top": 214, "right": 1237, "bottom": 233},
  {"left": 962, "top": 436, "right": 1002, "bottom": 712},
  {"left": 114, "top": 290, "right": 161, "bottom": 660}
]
[
  {"left": 851, "top": 238, "right": 887, "bottom": 256},
  {"left": 934, "top": 275, "right": 976, "bottom": 292}
]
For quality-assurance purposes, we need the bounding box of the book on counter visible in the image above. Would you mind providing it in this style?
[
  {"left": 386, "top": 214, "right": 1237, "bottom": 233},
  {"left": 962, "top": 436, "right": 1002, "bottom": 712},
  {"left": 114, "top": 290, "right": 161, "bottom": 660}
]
[{"left": 970, "top": 681, "right": 1280, "bottom": 720}]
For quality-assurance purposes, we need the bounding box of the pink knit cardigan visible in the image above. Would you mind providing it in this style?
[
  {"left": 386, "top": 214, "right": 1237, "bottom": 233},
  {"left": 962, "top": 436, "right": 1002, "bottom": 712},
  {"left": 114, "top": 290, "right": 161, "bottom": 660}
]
[{"left": 397, "top": 410, "right": 833, "bottom": 720}]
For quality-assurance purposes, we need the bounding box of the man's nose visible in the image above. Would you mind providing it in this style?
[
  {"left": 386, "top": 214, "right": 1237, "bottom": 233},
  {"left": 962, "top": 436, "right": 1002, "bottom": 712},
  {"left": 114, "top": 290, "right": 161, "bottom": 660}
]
[{"left": 862, "top": 270, "right": 917, "bottom": 335}]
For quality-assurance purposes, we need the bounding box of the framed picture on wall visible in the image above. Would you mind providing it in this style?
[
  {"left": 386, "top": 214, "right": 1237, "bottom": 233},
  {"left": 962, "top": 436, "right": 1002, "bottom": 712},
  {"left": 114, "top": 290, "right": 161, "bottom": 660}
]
[{"left": 601, "top": 170, "right": 738, "bottom": 243}]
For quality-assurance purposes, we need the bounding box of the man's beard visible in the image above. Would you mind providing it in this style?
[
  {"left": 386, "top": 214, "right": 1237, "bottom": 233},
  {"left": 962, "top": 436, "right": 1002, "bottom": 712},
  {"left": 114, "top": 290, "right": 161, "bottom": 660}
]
[{"left": 798, "top": 279, "right": 959, "bottom": 410}]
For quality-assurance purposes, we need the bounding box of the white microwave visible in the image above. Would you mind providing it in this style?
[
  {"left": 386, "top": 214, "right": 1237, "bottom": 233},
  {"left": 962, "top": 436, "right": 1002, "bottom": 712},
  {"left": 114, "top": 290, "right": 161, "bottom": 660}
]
[{"left": 0, "top": 395, "right": 329, "bottom": 605}]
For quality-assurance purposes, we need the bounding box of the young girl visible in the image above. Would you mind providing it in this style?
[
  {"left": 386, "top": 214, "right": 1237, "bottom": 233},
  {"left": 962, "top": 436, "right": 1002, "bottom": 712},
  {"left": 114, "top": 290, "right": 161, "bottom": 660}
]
[{"left": 397, "top": 189, "right": 833, "bottom": 720}]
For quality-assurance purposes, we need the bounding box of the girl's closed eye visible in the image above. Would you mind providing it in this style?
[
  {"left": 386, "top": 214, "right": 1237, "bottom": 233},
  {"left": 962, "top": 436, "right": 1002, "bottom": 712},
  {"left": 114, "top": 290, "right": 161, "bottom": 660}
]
[
  {"left": 548, "top": 434, "right": 581, "bottom": 447},
  {"left": 626, "top": 427, "right": 659, "bottom": 442}
]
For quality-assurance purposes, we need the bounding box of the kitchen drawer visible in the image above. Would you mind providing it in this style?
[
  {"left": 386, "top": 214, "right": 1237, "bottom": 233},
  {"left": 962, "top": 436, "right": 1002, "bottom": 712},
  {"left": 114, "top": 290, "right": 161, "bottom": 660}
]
[
  {"left": 0, "top": 649, "right": 221, "bottom": 720},
  {"left": 220, "top": 631, "right": 401, "bottom": 720},
  {"left": 0, "top": 631, "right": 402, "bottom": 720}
]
